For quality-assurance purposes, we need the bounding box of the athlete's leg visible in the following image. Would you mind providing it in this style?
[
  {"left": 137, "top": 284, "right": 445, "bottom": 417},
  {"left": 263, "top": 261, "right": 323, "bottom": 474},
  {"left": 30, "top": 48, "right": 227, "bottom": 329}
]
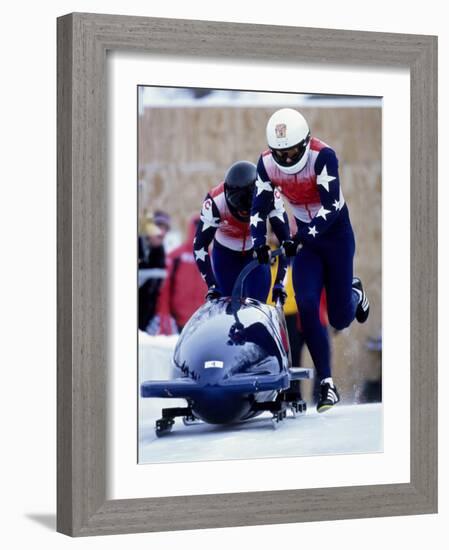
[
  {"left": 211, "top": 243, "right": 245, "bottom": 296},
  {"left": 285, "top": 313, "right": 304, "bottom": 367},
  {"left": 244, "top": 261, "right": 271, "bottom": 302},
  {"left": 322, "top": 224, "right": 358, "bottom": 330},
  {"left": 292, "top": 246, "right": 331, "bottom": 381}
]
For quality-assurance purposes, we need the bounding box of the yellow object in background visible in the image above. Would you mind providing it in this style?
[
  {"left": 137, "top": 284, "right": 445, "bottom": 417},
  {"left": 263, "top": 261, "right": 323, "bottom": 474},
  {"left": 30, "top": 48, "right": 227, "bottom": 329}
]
[{"left": 268, "top": 258, "right": 297, "bottom": 316}]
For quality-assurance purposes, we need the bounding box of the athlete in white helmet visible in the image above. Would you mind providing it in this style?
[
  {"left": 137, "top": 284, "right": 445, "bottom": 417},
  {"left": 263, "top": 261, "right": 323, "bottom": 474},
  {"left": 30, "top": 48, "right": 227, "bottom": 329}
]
[{"left": 251, "top": 108, "right": 370, "bottom": 413}]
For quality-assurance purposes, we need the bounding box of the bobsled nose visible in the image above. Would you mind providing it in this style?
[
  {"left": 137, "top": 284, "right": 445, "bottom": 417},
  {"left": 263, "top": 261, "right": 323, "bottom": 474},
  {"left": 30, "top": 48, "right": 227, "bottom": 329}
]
[{"left": 140, "top": 378, "right": 202, "bottom": 399}]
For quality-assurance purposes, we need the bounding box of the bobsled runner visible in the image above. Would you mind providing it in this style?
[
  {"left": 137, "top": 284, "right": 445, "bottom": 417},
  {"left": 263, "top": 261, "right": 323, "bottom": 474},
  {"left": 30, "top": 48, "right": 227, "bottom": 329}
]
[{"left": 141, "top": 248, "right": 314, "bottom": 436}]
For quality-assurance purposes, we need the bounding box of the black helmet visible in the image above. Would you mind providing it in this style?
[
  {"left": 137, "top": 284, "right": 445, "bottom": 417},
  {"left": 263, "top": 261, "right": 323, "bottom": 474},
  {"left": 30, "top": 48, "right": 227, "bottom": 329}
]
[{"left": 224, "top": 161, "right": 257, "bottom": 221}]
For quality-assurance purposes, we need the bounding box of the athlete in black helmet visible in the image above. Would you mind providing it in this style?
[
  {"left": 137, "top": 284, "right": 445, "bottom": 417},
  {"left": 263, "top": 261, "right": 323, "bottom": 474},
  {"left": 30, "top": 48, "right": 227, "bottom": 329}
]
[
  {"left": 223, "top": 161, "right": 257, "bottom": 220},
  {"left": 193, "top": 160, "right": 290, "bottom": 303}
]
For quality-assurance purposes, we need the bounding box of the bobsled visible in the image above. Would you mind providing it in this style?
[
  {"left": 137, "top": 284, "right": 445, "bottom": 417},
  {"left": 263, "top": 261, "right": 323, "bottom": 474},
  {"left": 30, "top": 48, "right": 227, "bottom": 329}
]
[{"left": 141, "top": 249, "right": 314, "bottom": 436}]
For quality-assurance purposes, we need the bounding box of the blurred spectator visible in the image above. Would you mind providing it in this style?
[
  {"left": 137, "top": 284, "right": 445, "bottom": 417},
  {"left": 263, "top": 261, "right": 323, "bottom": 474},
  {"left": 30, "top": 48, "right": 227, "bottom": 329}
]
[
  {"left": 155, "top": 215, "right": 208, "bottom": 334},
  {"left": 138, "top": 220, "right": 167, "bottom": 332},
  {"left": 153, "top": 210, "right": 171, "bottom": 236},
  {"left": 138, "top": 220, "right": 164, "bottom": 268},
  {"left": 153, "top": 210, "right": 181, "bottom": 253}
]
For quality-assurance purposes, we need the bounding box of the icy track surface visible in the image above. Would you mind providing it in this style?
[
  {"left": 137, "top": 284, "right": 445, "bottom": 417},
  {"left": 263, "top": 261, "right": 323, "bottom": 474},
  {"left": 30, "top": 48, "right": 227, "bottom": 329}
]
[{"left": 139, "top": 398, "right": 383, "bottom": 464}]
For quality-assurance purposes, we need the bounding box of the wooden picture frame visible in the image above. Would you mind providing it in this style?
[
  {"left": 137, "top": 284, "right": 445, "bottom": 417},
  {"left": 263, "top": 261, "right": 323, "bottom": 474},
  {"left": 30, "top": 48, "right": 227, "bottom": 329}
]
[{"left": 57, "top": 12, "right": 437, "bottom": 536}]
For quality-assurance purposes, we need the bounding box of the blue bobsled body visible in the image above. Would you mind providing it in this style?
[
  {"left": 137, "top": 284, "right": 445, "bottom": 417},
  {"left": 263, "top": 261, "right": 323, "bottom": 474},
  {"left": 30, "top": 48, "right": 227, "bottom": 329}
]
[
  {"left": 141, "top": 297, "right": 311, "bottom": 425},
  {"left": 141, "top": 250, "right": 312, "bottom": 432}
]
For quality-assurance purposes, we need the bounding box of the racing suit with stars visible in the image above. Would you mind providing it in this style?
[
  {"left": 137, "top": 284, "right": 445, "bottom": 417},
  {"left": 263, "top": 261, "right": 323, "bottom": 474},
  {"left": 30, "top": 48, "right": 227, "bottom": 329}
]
[
  {"left": 193, "top": 181, "right": 290, "bottom": 302},
  {"left": 251, "top": 137, "right": 359, "bottom": 380}
]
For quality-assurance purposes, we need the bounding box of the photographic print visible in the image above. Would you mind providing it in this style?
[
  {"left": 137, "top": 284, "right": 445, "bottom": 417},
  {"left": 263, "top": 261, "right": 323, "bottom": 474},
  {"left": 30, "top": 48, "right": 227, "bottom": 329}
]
[{"left": 137, "top": 86, "right": 382, "bottom": 465}]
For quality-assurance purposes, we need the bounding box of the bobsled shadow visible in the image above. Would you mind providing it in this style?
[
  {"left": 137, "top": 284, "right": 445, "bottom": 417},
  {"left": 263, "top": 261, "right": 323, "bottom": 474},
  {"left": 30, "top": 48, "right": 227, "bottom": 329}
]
[{"left": 141, "top": 409, "right": 296, "bottom": 444}]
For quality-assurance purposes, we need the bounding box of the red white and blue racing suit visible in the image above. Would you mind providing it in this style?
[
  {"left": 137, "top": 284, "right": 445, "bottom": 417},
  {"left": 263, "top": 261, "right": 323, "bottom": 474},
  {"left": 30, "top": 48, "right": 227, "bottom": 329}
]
[
  {"left": 251, "top": 137, "right": 359, "bottom": 380},
  {"left": 193, "top": 181, "right": 289, "bottom": 302}
]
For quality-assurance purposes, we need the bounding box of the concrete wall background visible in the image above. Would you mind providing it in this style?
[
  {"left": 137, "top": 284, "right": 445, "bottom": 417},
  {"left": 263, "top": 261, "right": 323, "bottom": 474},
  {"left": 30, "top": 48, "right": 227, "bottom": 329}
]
[{"left": 138, "top": 105, "right": 382, "bottom": 401}]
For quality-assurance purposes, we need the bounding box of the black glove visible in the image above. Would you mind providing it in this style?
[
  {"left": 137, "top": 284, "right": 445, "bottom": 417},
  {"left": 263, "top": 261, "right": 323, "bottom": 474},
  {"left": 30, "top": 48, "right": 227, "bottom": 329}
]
[
  {"left": 282, "top": 239, "right": 301, "bottom": 257},
  {"left": 228, "top": 322, "right": 246, "bottom": 345},
  {"left": 254, "top": 244, "right": 271, "bottom": 264},
  {"left": 205, "top": 285, "right": 222, "bottom": 301},
  {"left": 272, "top": 284, "right": 287, "bottom": 305}
]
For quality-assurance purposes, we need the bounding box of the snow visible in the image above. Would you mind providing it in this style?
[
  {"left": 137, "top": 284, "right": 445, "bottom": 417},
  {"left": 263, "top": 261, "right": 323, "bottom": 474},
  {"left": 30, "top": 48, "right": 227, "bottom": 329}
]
[{"left": 139, "top": 398, "right": 383, "bottom": 464}]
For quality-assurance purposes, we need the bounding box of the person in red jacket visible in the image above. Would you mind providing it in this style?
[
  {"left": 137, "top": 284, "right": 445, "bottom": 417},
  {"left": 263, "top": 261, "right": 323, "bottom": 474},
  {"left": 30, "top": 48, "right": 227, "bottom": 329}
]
[{"left": 155, "top": 215, "right": 208, "bottom": 334}]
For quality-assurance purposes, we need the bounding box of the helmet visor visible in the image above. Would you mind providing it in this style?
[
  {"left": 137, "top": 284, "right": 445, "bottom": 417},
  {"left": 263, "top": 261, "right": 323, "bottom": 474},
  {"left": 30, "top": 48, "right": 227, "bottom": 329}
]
[
  {"left": 271, "top": 132, "right": 311, "bottom": 168},
  {"left": 225, "top": 185, "right": 254, "bottom": 215}
]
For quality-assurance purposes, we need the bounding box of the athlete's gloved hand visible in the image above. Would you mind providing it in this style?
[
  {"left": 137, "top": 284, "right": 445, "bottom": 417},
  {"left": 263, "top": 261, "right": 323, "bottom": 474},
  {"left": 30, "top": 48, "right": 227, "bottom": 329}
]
[
  {"left": 282, "top": 239, "right": 301, "bottom": 257},
  {"left": 272, "top": 284, "right": 287, "bottom": 305},
  {"left": 205, "top": 285, "right": 222, "bottom": 301},
  {"left": 254, "top": 244, "right": 271, "bottom": 264}
]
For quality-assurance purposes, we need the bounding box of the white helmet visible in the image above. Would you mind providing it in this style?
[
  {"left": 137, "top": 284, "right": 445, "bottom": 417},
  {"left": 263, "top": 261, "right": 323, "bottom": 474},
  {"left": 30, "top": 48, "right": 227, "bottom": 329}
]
[{"left": 266, "top": 108, "right": 311, "bottom": 174}]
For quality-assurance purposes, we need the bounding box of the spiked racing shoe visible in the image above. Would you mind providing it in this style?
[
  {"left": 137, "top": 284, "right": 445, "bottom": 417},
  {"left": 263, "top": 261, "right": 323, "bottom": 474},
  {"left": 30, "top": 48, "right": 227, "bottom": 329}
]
[
  {"left": 352, "top": 277, "right": 370, "bottom": 323},
  {"left": 317, "top": 380, "right": 340, "bottom": 413}
]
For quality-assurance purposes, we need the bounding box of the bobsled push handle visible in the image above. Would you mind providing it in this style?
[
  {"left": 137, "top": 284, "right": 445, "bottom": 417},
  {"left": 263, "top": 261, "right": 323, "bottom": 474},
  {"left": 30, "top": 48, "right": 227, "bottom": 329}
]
[{"left": 230, "top": 247, "right": 284, "bottom": 312}]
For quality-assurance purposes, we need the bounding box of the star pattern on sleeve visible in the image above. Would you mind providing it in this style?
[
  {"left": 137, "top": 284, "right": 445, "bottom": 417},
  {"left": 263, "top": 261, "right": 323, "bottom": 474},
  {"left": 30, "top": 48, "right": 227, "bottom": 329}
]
[
  {"left": 194, "top": 247, "right": 208, "bottom": 262},
  {"left": 200, "top": 199, "right": 220, "bottom": 231},
  {"left": 255, "top": 176, "right": 273, "bottom": 196},
  {"left": 316, "top": 206, "right": 331, "bottom": 220},
  {"left": 250, "top": 212, "right": 263, "bottom": 227},
  {"left": 316, "top": 164, "right": 336, "bottom": 192},
  {"left": 268, "top": 188, "right": 286, "bottom": 223},
  {"left": 295, "top": 147, "right": 342, "bottom": 244},
  {"left": 332, "top": 193, "right": 344, "bottom": 211}
]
